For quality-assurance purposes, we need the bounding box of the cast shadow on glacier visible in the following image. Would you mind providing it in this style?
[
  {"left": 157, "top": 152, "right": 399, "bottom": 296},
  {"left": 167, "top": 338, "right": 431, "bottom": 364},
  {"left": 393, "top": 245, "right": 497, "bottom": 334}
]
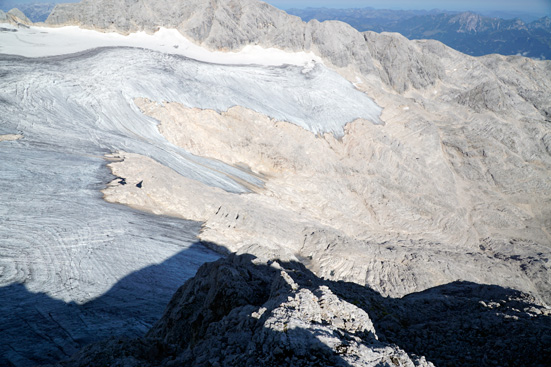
[
  {"left": 1, "top": 243, "right": 550, "bottom": 367},
  {"left": 0, "top": 241, "right": 223, "bottom": 367}
]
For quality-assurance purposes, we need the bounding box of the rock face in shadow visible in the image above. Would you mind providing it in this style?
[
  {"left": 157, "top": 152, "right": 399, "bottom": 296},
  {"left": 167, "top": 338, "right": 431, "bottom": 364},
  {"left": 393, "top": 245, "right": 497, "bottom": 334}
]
[
  {"left": 0, "top": 242, "right": 220, "bottom": 367},
  {"left": 56, "top": 249, "right": 432, "bottom": 367},
  {"left": 57, "top": 248, "right": 550, "bottom": 367},
  {"left": 333, "top": 279, "right": 551, "bottom": 367},
  {"left": 379, "top": 282, "right": 551, "bottom": 367}
]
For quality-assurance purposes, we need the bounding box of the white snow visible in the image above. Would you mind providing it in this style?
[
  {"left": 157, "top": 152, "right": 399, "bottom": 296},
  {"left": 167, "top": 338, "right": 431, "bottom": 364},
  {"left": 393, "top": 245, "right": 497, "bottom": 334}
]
[
  {"left": 0, "top": 24, "right": 323, "bottom": 66},
  {"left": 0, "top": 26, "right": 383, "bottom": 366}
]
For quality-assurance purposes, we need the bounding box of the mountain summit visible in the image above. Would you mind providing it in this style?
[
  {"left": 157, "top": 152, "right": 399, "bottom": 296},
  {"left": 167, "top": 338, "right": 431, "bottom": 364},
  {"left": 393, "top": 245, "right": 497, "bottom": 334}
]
[{"left": 288, "top": 8, "right": 551, "bottom": 59}]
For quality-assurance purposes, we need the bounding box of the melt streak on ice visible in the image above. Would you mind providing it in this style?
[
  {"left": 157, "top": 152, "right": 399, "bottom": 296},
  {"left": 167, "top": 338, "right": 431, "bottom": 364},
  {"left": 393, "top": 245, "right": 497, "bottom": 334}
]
[{"left": 0, "top": 24, "right": 382, "bottom": 366}]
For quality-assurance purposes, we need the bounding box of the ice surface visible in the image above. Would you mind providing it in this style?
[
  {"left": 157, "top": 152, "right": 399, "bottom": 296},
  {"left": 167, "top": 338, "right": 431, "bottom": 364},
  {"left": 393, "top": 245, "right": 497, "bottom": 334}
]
[
  {"left": 0, "top": 28, "right": 382, "bottom": 366},
  {"left": 0, "top": 24, "right": 323, "bottom": 66}
]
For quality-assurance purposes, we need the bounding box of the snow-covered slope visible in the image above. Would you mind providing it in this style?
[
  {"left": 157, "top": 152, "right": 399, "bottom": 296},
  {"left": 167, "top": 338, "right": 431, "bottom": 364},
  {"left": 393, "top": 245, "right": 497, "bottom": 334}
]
[
  {"left": 0, "top": 23, "right": 322, "bottom": 64},
  {"left": 0, "top": 23, "right": 381, "bottom": 366}
]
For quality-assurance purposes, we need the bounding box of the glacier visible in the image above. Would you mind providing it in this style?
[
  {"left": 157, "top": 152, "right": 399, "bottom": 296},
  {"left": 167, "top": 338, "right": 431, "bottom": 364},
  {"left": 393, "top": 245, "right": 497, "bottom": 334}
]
[{"left": 0, "top": 26, "right": 383, "bottom": 366}]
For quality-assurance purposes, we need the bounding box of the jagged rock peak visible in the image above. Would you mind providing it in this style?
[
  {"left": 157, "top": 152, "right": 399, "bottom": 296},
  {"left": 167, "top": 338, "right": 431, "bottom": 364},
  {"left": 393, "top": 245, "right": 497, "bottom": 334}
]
[
  {"left": 59, "top": 248, "right": 434, "bottom": 366},
  {"left": 55, "top": 248, "right": 551, "bottom": 367},
  {"left": 531, "top": 16, "right": 551, "bottom": 29},
  {"left": 0, "top": 8, "right": 32, "bottom": 26}
]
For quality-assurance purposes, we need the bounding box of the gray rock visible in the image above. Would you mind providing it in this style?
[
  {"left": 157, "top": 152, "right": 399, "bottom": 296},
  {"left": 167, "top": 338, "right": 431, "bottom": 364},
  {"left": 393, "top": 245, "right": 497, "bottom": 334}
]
[
  {"left": 7, "top": 8, "right": 31, "bottom": 24},
  {"left": 58, "top": 250, "right": 433, "bottom": 367},
  {"left": 456, "top": 80, "right": 509, "bottom": 112},
  {"left": 57, "top": 251, "right": 550, "bottom": 367},
  {"left": 0, "top": 8, "right": 32, "bottom": 26},
  {"left": 363, "top": 31, "right": 445, "bottom": 93},
  {"left": 45, "top": 0, "right": 381, "bottom": 81}
]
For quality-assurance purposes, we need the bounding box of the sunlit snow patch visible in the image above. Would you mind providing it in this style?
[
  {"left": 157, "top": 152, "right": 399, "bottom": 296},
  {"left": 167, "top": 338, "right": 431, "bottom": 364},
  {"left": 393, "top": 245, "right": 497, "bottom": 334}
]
[
  {"left": 0, "top": 23, "right": 383, "bottom": 136},
  {"left": 0, "top": 24, "right": 323, "bottom": 66}
]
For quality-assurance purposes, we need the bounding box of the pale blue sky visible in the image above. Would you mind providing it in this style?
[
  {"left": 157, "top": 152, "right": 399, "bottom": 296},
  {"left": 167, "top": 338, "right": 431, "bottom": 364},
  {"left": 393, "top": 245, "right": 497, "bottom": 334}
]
[
  {"left": 2, "top": 0, "right": 550, "bottom": 17},
  {"left": 265, "top": 0, "right": 551, "bottom": 16}
]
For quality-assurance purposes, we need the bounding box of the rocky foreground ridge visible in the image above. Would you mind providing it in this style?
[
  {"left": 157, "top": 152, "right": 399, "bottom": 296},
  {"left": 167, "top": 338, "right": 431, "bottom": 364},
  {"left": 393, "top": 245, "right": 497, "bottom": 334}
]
[
  {"left": 56, "top": 248, "right": 550, "bottom": 367},
  {"left": 45, "top": 0, "right": 551, "bottom": 303}
]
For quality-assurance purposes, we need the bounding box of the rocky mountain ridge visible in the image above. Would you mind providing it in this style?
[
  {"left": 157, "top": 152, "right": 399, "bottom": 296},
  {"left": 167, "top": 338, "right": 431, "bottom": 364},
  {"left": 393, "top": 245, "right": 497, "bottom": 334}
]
[
  {"left": 55, "top": 248, "right": 550, "bottom": 367},
  {"left": 45, "top": 0, "right": 551, "bottom": 97},
  {"left": 44, "top": 0, "right": 551, "bottom": 304},
  {"left": 288, "top": 8, "right": 551, "bottom": 59}
]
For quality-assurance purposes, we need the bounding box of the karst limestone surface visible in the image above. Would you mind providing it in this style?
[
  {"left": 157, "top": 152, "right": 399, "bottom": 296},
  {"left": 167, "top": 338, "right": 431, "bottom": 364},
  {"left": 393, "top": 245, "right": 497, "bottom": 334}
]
[
  {"left": 0, "top": 40, "right": 383, "bottom": 366},
  {"left": 45, "top": 0, "right": 551, "bottom": 304}
]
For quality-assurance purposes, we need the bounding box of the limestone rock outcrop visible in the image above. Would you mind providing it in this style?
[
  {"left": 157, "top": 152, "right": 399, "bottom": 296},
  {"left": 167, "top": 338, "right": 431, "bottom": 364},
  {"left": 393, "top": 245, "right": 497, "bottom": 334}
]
[
  {"left": 0, "top": 8, "right": 32, "bottom": 26},
  {"left": 50, "top": 0, "right": 551, "bottom": 306},
  {"left": 54, "top": 250, "right": 433, "bottom": 367},
  {"left": 56, "top": 250, "right": 550, "bottom": 367},
  {"left": 104, "top": 94, "right": 551, "bottom": 305}
]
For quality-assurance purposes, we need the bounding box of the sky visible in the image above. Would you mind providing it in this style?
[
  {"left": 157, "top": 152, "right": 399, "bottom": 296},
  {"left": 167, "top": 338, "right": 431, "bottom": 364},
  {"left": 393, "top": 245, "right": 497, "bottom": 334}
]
[
  {"left": 2, "top": 0, "right": 550, "bottom": 17},
  {"left": 265, "top": 0, "right": 551, "bottom": 16}
]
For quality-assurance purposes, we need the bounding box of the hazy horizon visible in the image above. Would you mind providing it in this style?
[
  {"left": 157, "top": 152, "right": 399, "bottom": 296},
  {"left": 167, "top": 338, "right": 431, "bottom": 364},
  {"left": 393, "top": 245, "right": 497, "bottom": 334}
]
[
  {"left": 2, "top": 0, "right": 550, "bottom": 19},
  {"left": 266, "top": 0, "right": 551, "bottom": 17}
]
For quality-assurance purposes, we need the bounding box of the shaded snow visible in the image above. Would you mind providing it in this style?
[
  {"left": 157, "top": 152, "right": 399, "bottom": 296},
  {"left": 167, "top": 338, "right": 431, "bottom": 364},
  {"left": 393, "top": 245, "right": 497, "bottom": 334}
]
[{"left": 0, "top": 29, "right": 382, "bottom": 366}]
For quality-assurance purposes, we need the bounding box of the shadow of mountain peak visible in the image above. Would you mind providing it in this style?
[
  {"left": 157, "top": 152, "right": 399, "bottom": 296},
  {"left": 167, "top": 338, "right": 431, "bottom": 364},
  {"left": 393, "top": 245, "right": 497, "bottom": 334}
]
[
  {"left": 3, "top": 244, "right": 550, "bottom": 367},
  {"left": 334, "top": 280, "right": 551, "bottom": 367},
  {"left": 55, "top": 251, "right": 429, "bottom": 367},
  {"left": 0, "top": 241, "right": 220, "bottom": 367},
  {"left": 54, "top": 247, "right": 551, "bottom": 367}
]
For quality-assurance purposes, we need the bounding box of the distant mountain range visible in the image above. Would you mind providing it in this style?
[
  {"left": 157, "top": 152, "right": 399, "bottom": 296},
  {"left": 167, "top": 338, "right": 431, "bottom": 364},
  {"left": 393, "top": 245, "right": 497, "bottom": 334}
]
[
  {"left": 288, "top": 7, "right": 551, "bottom": 60},
  {"left": 3, "top": 3, "right": 550, "bottom": 59},
  {"left": 0, "top": 2, "right": 55, "bottom": 22}
]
